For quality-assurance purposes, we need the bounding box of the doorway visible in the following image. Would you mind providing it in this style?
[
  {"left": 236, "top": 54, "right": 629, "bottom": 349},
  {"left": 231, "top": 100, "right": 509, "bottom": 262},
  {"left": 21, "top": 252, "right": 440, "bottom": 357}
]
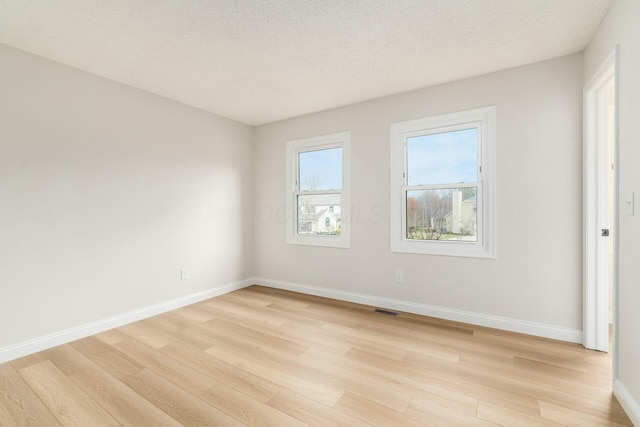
[{"left": 583, "top": 48, "right": 618, "bottom": 353}]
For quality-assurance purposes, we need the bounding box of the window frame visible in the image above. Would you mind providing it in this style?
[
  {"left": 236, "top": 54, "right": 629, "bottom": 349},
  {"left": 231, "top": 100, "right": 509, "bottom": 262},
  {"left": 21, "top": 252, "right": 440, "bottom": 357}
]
[
  {"left": 285, "top": 131, "right": 351, "bottom": 248},
  {"left": 390, "top": 107, "right": 496, "bottom": 258}
]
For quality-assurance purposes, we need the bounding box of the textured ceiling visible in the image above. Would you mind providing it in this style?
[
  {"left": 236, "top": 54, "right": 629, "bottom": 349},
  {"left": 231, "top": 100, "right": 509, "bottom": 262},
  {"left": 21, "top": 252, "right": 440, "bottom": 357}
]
[{"left": 0, "top": 0, "right": 611, "bottom": 126}]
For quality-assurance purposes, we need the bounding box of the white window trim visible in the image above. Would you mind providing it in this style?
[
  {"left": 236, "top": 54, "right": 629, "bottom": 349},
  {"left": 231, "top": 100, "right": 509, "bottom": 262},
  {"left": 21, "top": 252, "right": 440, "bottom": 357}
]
[
  {"left": 285, "top": 131, "right": 351, "bottom": 248},
  {"left": 390, "top": 107, "right": 496, "bottom": 258}
]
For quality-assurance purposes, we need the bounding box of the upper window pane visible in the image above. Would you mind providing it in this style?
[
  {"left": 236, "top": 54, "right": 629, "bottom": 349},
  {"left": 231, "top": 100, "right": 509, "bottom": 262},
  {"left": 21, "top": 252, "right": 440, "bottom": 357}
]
[
  {"left": 299, "top": 147, "right": 342, "bottom": 191},
  {"left": 407, "top": 128, "right": 478, "bottom": 186}
]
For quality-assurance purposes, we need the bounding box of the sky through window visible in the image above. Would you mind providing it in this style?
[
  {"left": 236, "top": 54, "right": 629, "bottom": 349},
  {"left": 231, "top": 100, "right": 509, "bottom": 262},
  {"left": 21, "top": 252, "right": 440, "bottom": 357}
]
[
  {"left": 407, "top": 128, "right": 478, "bottom": 186},
  {"left": 298, "top": 147, "right": 342, "bottom": 191}
]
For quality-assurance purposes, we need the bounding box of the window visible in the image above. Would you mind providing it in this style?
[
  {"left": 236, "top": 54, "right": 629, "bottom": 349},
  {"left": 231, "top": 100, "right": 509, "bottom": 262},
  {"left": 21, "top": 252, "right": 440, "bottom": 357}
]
[
  {"left": 286, "top": 131, "right": 351, "bottom": 248},
  {"left": 390, "top": 107, "right": 495, "bottom": 258}
]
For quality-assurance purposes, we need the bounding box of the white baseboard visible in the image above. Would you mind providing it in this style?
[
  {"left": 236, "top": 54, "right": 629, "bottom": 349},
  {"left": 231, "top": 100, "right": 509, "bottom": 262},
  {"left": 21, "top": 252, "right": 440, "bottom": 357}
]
[
  {"left": 0, "top": 279, "right": 253, "bottom": 364},
  {"left": 254, "top": 278, "right": 583, "bottom": 343},
  {"left": 614, "top": 380, "right": 640, "bottom": 426}
]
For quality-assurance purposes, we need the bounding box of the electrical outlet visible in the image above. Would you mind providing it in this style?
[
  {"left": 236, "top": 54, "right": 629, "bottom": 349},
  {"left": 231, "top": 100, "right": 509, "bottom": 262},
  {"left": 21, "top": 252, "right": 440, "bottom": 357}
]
[
  {"left": 181, "top": 269, "right": 189, "bottom": 281},
  {"left": 395, "top": 270, "right": 403, "bottom": 283}
]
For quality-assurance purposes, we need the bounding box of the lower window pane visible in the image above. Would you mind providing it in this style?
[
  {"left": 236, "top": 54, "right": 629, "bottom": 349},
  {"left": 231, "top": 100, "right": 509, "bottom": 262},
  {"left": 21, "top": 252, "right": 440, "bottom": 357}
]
[
  {"left": 297, "top": 194, "right": 341, "bottom": 235},
  {"left": 406, "top": 188, "right": 477, "bottom": 242}
]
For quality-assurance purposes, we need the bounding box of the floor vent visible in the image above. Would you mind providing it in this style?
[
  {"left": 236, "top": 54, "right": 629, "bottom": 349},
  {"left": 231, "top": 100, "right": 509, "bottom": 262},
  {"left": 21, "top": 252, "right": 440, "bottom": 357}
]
[{"left": 374, "top": 308, "right": 399, "bottom": 317}]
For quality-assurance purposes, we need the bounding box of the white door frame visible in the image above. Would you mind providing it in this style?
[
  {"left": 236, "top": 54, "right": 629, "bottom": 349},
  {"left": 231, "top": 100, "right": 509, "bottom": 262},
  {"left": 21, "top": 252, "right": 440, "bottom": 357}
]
[{"left": 583, "top": 47, "right": 618, "bottom": 353}]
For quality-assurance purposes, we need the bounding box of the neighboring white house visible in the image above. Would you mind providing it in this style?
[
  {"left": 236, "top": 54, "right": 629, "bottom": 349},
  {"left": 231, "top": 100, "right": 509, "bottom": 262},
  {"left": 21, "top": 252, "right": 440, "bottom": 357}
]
[
  {"left": 444, "top": 192, "right": 477, "bottom": 238},
  {"left": 298, "top": 204, "right": 341, "bottom": 234}
]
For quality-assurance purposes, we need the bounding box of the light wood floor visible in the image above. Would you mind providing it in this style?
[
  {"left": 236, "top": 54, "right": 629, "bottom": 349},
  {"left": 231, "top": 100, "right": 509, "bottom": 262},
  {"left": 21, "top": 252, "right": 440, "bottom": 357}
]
[{"left": 0, "top": 285, "right": 632, "bottom": 426}]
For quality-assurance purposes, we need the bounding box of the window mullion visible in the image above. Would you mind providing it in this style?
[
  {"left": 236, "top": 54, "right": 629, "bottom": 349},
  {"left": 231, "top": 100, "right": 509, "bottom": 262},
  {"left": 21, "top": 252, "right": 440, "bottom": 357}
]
[
  {"left": 296, "top": 189, "right": 342, "bottom": 196},
  {"left": 405, "top": 182, "right": 479, "bottom": 192}
]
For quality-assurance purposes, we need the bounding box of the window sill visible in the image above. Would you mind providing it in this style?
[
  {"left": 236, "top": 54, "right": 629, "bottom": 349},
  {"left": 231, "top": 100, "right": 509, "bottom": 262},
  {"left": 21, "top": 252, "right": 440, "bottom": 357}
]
[
  {"left": 391, "top": 240, "right": 495, "bottom": 259},
  {"left": 286, "top": 234, "right": 351, "bottom": 249}
]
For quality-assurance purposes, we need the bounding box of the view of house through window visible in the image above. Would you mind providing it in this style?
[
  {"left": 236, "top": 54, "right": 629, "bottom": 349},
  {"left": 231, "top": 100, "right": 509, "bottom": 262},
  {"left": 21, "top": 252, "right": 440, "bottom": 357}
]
[
  {"left": 407, "top": 187, "right": 478, "bottom": 241},
  {"left": 297, "top": 193, "right": 341, "bottom": 235},
  {"left": 297, "top": 147, "right": 342, "bottom": 236},
  {"left": 406, "top": 128, "right": 479, "bottom": 242},
  {"left": 286, "top": 131, "right": 351, "bottom": 248}
]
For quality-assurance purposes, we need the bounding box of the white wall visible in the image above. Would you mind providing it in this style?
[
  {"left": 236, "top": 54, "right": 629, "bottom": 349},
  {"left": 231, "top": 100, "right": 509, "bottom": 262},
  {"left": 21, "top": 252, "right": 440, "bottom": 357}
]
[
  {"left": 254, "top": 54, "right": 584, "bottom": 338},
  {"left": 584, "top": 0, "right": 640, "bottom": 422},
  {"left": 0, "top": 44, "right": 254, "bottom": 350}
]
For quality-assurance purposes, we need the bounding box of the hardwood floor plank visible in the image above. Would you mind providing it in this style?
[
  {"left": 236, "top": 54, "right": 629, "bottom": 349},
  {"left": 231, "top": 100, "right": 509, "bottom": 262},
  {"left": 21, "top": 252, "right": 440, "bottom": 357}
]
[
  {"left": 477, "top": 400, "right": 562, "bottom": 427},
  {"left": 459, "top": 352, "right": 632, "bottom": 424},
  {"left": 296, "top": 349, "right": 413, "bottom": 412},
  {"left": 451, "top": 358, "right": 623, "bottom": 424},
  {"left": 539, "top": 400, "right": 632, "bottom": 427},
  {"left": 203, "top": 319, "right": 410, "bottom": 412},
  {"left": 267, "top": 389, "right": 371, "bottom": 427},
  {"left": 160, "top": 341, "right": 282, "bottom": 403},
  {"left": 122, "top": 368, "right": 244, "bottom": 427},
  {"left": 244, "top": 285, "right": 323, "bottom": 307},
  {"left": 8, "top": 353, "right": 47, "bottom": 371},
  {"left": 200, "top": 382, "right": 308, "bottom": 426},
  {"left": 204, "top": 316, "right": 308, "bottom": 356},
  {"left": 173, "top": 304, "right": 217, "bottom": 323},
  {"left": 459, "top": 352, "right": 604, "bottom": 399},
  {"left": 93, "top": 329, "right": 127, "bottom": 346},
  {"left": 142, "top": 313, "right": 220, "bottom": 351},
  {"left": 473, "top": 328, "right": 599, "bottom": 360},
  {"left": 204, "top": 340, "right": 344, "bottom": 407},
  {"left": 208, "top": 307, "right": 353, "bottom": 356},
  {"left": 334, "top": 392, "right": 427, "bottom": 427},
  {"left": 69, "top": 336, "right": 143, "bottom": 379},
  {"left": 39, "top": 345, "right": 96, "bottom": 377},
  {"left": 113, "top": 338, "right": 217, "bottom": 396},
  {"left": 222, "top": 297, "right": 328, "bottom": 328},
  {"left": 323, "top": 322, "right": 462, "bottom": 363},
  {"left": 204, "top": 298, "right": 287, "bottom": 326},
  {"left": 69, "top": 361, "right": 182, "bottom": 426},
  {"left": 281, "top": 318, "right": 408, "bottom": 361},
  {"left": 18, "top": 361, "right": 119, "bottom": 427},
  {"left": 230, "top": 286, "right": 311, "bottom": 308},
  {"left": 303, "top": 347, "right": 478, "bottom": 416},
  {"left": 167, "top": 311, "right": 305, "bottom": 363},
  {"left": 345, "top": 341, "right": 545, "bottom": 417},
  {"left": 514, "top": 355, "right": 608, "bottom": 386},
  {"left": 406, "top": 396, "right": 499, "bottom": 427},
  {"left": 221, "top": 288, "right": 276, "bottom": 307},
  {"left": 118, "top": 319, "right": 174, "bottom": 349},
  {"left": 0, "top": 362, "right": 62, "bottom": 427},
  {"left": 266, "top": 302, "right": 377, "bottom": 330}
]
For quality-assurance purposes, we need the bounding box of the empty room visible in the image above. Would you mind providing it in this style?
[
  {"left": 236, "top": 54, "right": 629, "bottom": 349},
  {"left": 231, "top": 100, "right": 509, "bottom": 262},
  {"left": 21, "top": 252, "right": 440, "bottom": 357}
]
[{"left": 1, "top": 0, "right": 639, "bottom": 426}]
